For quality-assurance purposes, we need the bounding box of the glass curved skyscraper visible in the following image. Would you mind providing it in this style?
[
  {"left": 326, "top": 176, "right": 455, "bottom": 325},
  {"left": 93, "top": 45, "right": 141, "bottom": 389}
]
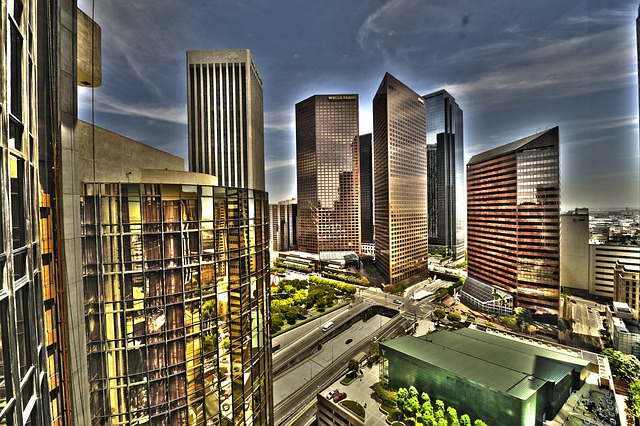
[{"left": 80, "top": 132, "right": 273, "bottom": 425}]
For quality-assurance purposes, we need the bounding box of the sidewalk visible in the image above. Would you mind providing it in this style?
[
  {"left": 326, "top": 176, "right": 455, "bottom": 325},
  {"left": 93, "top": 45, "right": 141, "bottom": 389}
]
[{"left": 323, "top": 363, "right": 389, "bottom": 426}]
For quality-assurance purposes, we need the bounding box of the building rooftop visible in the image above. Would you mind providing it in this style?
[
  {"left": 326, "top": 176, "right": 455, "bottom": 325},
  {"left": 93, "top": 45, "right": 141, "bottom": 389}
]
[
  {"left": 468, "top": 127, "right": 557, "bottom": 165},
  {"left": 381, "top": 328, "right": 589, "bottom": 401}
]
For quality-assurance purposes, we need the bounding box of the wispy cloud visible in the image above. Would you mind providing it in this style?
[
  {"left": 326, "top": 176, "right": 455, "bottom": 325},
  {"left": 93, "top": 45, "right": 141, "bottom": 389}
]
[
  {"left": 445, "top": 27, "right": 634, "bottom": 112},
  {"left": 264, "top": 110, "right": 295, "bottom": 133},
  {"left": 79, "top": 89, "right": 187, "bottom": 124},
  {"left": 265, "top": 158, "right": 295, "bottom": 173}
]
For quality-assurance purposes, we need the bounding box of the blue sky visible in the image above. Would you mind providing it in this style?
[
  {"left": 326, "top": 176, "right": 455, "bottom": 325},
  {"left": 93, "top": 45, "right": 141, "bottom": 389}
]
[{"left": 78, "top": 0, "right": 640, "bottom": 209}]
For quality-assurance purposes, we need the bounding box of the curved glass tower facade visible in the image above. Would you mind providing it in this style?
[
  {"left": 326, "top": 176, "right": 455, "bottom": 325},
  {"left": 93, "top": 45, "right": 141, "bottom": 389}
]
[{"left": 82, "top": 182, "right": 272, "bottom": 426}]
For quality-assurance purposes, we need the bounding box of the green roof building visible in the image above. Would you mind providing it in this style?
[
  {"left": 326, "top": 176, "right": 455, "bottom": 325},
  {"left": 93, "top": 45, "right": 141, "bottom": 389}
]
[{"left": 380, "top": 328, "right": 590, "bottom": 426}]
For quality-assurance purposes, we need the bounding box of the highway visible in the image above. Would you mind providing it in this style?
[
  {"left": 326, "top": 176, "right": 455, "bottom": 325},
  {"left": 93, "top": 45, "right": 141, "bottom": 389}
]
[
  {"left": 271, "top": 284, "right": 435, "bottom": 425},
  {"left": 273, "top": 312, "right": 412, "bottom": 425}
]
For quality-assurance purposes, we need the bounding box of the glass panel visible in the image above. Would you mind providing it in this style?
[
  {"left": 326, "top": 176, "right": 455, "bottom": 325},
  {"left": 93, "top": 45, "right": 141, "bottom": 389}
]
[{"left": 9, "top": 155, "right": 26, "bottom": 249}]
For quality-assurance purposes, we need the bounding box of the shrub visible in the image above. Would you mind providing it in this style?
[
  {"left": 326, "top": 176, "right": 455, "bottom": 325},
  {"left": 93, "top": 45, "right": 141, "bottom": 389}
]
[
  {"left": 372, "top": 382, "right": 397, "bottom": 406},
  {"left": 447, "top": 313, "right": 461, "bottom": 322},
  {"left": 433, "top": 309, "right": 446, "bottom": 319}
]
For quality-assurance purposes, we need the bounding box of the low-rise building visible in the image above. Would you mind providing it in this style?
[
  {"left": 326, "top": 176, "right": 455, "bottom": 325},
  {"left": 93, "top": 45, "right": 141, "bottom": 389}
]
[
  {"left": 317, "top": 394, "right": 364, "bottom": 426},
  {"left": 590, "top": 243, "right": 640, "bottom": 299},
  {"left": 606, "top": 302, "right": 640, "bottom": 357},
  {"left": 613, "top": 260, "right": 640, "bottom": 312},
  {"left": 380, "top": 328, "right": 597, "bottom": 426}
]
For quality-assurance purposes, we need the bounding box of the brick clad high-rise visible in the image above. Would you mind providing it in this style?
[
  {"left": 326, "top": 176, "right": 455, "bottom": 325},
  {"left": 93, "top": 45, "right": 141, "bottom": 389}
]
[{"left": 466, "top": 127, "right": 560, "bottom": 315}]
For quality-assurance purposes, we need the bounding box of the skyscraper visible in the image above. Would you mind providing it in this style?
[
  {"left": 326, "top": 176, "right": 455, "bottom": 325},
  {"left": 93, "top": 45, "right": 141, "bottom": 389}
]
[
  {"left": 373, "top": 74, "right": 429, "bottom": 285},
  {"left": 187, "top": 49, "right": 265, "bottom": 191},
  {"left": 79, "top": 123, "right": 274, "bottom": 425},
  {"left": 295, "top": 95, "right": 361, "bottom": 254},
  {"left": 424, "top": 90, "right": 466, "bottom": 261},
  {"left": 466, "top": 127, "right": 560, "bottom": 315},
  {"left": 270, "top": 199, "right": 298, "bottom": 252},
  {"left": 359, "top": 134, "right": 374, "bottom": 244}
]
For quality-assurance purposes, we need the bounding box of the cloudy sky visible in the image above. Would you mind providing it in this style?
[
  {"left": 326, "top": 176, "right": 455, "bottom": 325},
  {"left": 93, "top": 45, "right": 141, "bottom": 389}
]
[{"left": 78, "top": 0, "right": 640, "bottom": 209}]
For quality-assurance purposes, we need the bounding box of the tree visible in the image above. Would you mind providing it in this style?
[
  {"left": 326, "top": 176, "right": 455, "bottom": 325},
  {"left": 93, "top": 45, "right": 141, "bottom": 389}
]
[
  {"left": 514, "top": 307, "right": 533, "bottom": 330},
  {"left": 460, "top": 414, "right": 472, "bottom": 426},
  {"left": 396, "top": 387, "right": 409, "bottom": 412},
  {"left": 447, "top": 406, "right": 459, "bottom": 426},
  {"left": 602, "top": 348, "right": 640, "bottom": 381},
  {"left": 347, "top": 358, "right": 360, "bottom": 374},
  {"left": 406, "top": 395, "right": 420, "bottom": 418},
  {"left": 433, "top": 309, "right": 446, "bottom": 319},
  {"left": 435, "top": 399, "right": 445, "bottom": 421},
  {"left": 408, "top": 385, "right": 419, "bottom": 399},
  {"left": 628, "top": 380, "right": 640, "bottom": 419},
  {"left": 368, "top": 341, "right": 381, "bottom": 365},
  {"left": 474, "top": 420, "right": 488, "bottom": 426}
]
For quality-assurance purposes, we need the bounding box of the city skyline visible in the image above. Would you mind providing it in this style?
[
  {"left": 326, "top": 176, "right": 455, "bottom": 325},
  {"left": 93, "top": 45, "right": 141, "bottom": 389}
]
[{"left": 77, "top": 1, "right": 639, "bottom": 209}]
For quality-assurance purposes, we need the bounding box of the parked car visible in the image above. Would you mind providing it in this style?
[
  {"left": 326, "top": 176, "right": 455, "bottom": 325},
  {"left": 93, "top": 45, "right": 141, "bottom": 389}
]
[
  {"left": 326, "top": 389, "right": 339, "bottom": 400},
  {"left": 333, "top": 392, "right": 347, "bottom": 403}
]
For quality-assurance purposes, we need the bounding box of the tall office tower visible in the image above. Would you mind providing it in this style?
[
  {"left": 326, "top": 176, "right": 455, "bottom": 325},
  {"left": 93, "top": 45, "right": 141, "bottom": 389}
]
[
  {"left": 359, "top": 134, "right": 374, "bottom": 244},
  {"left": 373, "top": 74, "right": 429, "bottom": 285},
  {"left": 426, "top": 144, "right": 438, "bottom": 240},
  {"left": 466, "top": 127, "right": 560, "bottom": 315},
  {"left": 80, "top": 123, "right": 273, "bottom": 425},
  {"left": 424, "top": 90, "right": 465, "bottom": 260},
  {"left": 187, "top": 49, "right": 265, "bottom": 191},
  {"left": 270, "top": 199, "right": 298, "bottom": 252},
  {"left": 295, "top": 95, "right": 361, "bottom": 254}
]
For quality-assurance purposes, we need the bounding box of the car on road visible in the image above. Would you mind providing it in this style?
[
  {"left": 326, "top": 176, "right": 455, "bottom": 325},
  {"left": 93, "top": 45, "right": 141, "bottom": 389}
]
[
  {"left": 333, "top": 392, "right": 347, "bottom": 403},
  {"left": 393, "top": 299, "right": 402, "bottom": 305}
]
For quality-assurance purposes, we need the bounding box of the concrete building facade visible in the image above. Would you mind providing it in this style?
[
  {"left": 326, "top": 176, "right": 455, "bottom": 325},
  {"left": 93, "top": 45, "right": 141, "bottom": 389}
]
[
  {"left": 466, "top": 128, "right": 560, "bottom": 315},
  {"left": 560, "top": 208, "right": 590, "bottom": 293},
  {"left": 590, "top": 244, "right": 640, "bottom": 299},
  {"left": 606, "top": 302, "right": 640, "bottom": 357},
  {"left": 187, "top": 49, "right": 265, "bottom": 191},
  {"left": 424, "top": 90, "right": 465, "bottom": 261},
  {"left": 269, "top": 199, "right": 297, "bottom": 252},
  {"left": 613, "top": 260, "right": 640, "bottom": 311},
  {"left": 295, "top": 95, "right": 360, "bottom": 254},
  {"left": 373, "top": 73, "right": 428, "bottom": 285}
]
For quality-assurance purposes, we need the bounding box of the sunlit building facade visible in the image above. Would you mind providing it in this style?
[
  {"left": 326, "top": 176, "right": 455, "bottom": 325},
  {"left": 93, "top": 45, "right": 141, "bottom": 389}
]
[
  {"left": 79, "top": 124, "right": 273, "bottom": 426},
  {"left": 373, "top": 73, "right": 428, "bottom": 285},
  {"left": 424, "top": 90, "right": 465, "bottom": 260},
  {"left": 296, "top": 95, "right": 361, "bottom": 254},
  {"left": 187, "top": 49, "right": 265, "bottom": 191},
  {"left": 269, "top": 199, "right": 297, "bottom": 252},
  {"left": 466, "top": 127, "right": 560, "bottom": 315},
  {"left": 0, "top": 0, "right": 92, "bottom": 423}
]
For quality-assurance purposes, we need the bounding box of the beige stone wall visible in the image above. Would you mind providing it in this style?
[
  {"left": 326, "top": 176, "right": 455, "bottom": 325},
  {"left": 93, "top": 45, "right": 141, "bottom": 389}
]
[
  {"left": 78, "top": 120, "right": 218, "bottom": 185},
  {"left": 76, "top": 7, "right": 101, "bottom": 87}
]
